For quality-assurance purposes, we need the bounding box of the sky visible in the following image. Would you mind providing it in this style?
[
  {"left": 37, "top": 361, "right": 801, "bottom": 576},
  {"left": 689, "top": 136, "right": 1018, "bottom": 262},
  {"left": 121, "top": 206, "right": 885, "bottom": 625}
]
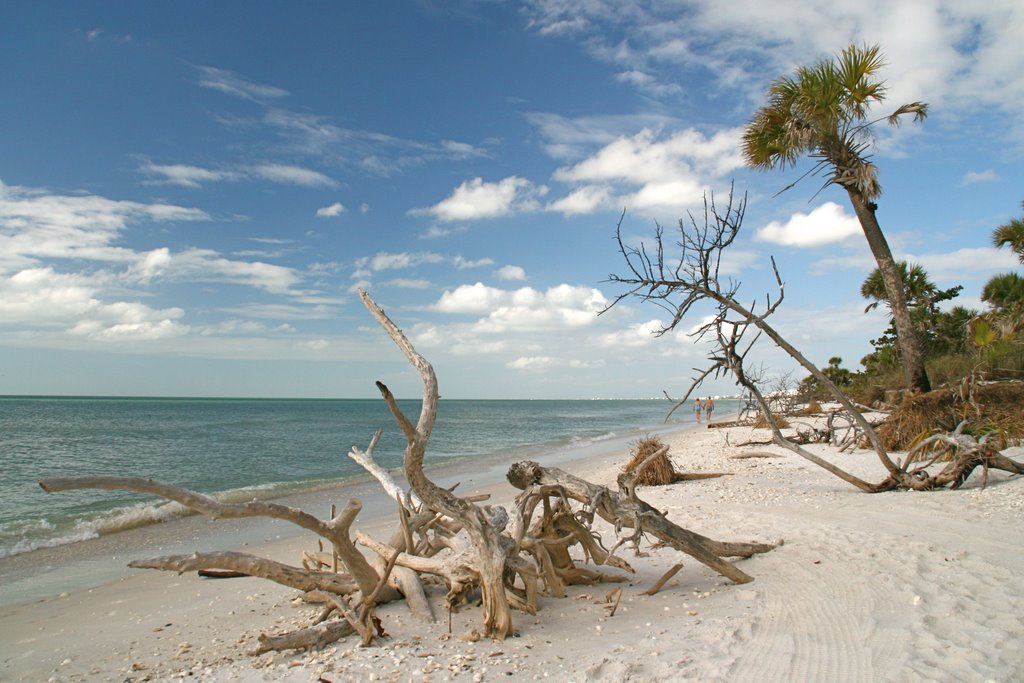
[{"left": 1, "top": 1, "right": 1022, "bottom": 399}]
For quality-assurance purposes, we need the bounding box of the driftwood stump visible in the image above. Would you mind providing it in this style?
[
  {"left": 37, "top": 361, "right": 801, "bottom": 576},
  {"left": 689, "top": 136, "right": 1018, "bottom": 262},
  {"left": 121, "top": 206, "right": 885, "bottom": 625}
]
[{"left": 507, "top": 461, "right": 776, "bottom": 584}]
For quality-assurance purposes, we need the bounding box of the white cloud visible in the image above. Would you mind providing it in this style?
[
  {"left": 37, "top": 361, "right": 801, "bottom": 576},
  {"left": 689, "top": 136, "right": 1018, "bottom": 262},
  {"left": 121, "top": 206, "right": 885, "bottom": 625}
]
[
  {"left": 353, "top": 252, "right": 493, "bottom": 280},
  {"left": 138, "top": 162, "right": 238, "bottom": 188},
  {"left": 546, "top": 185, "right": 613, "bottom": 216},
  {"left": 554, "top": 127, "right": 742, "bottom": 185},
  {"left": 251, "top": 164, "right": 337, "bottom": 188},
  {"left": 625, "top": 178, "right": 706, "bottom": 211},
  {"left": 961, "top": 170, "right": 998, "bottom": 186},
  {"left": 71, "top": 318, "right": 190, "bottom": 341},
  {"left": 909, "top": 247, "right": 1019, "bottom": 282},
  {"left": 219, "top": 303, "right": 335, "bottom": 320},
  {"left": 548, "top": 127, "right": 743, "bottom": 215},
  {"left": 614, "top": 70, "right": 683, "bottom": 96},
  {"left": 525, "top": 2, "right": 1024, "bottom": 134},
  {"left": 150, "top": 249, "right": 302, "bottom": 295},
  {"left": 494, "top": 265, "right": 527, "bottom": 281},
  {"left": 300, "top": 339, "right": 329, "bottom": 351},
  {"left": 195, "top": 65, "right": 289, "bottom": 102},
  {"left": 0, "top": 181, "right": 328, "bottom": 353},
  {"left": 596, "top": 319, "right": 664, "bottom": 348},
  {"left": 755, "top": 202, "right": 862, "bottom": 247},
  {"left": 717, "top": 249, "right": 763, "bottom": 277},
  {"left": 525, "top": 111, "right": 682, "bottom": 160},
  {"left": 315, "top": 202, "right": 346, "bottom": 217},
  {"left": 0, "top": 267, "right": 187, "bottom": 341},
  {"left": 534, "top": 17, "right": 590, "bottom": 36},
  {"left": 434, "top": 283, "right": 609, "bottom": 332},
  {"left": 453, "top": 255, "right": 495, "bottom": 270},
  {"left": 139, "top": 160, "right": 337, "bottom": 189},
  {"left": 262, "top": 107, "right": 489, "bottom": 177},
  {"left": 356, "top": 251, "right": 446, "bottom": 272},
  {"left": 385, "top": 278, "right": 432, "bottom": 289},
  {"left": 434, "top": 282, "right": 509, "bottom": 314},
  {"left": 420, "top": 224, "right": 469, "bottom": 239},
  {"left": 507, "top": 356, "right": 555, "bottom": 370},
  {"left": 129, "top": 247, "right": 173, "bottom": 282},
  {"left": 411, "top": 176, "right": 548, "bottom": 222},
  {"left": 0, "top": 182, "right": 209, "bottom": 272}
]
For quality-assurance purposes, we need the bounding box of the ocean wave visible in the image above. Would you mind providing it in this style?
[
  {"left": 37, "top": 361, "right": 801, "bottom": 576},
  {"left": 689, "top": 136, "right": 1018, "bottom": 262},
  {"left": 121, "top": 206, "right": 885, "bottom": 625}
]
[
  {"left": 0, "top": 529, "right": 101, "bottom": 558},
  {"left": 0, "top": 475, "right": 360, "bottom": 559}
]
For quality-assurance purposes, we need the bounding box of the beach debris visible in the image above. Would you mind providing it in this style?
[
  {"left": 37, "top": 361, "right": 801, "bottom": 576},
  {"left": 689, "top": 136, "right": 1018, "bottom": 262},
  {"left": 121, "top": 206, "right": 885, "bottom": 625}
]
[
  {"left": 36, "top": 289, "right": 780, "bottom": 660},
  {"left": 643, "top": 564, "right": 684, "bottom": 596},
  {"left": 605, "top": 185, "right": 1024, "bottom": 493},
  {"left": 507, "top": 460, "right": 775, "bottom": 586},
  {"left": 604, "top": 587, "right": 624, "bottom": 616},
  {"left": 878, "top": 383, "right": 1024, "bottom": 451},
  {"left": 197, "top": 569, "right": 250, "bottom": 579},
  {"left": 621, "top": 436, "right": 729, "bottom": 486}
]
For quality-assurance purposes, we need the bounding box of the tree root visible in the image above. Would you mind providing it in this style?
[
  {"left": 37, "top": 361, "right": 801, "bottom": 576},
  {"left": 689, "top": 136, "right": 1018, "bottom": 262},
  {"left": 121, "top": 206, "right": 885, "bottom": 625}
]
[{"left": 507, "top": 461, "right": 777, "bottom": 584}]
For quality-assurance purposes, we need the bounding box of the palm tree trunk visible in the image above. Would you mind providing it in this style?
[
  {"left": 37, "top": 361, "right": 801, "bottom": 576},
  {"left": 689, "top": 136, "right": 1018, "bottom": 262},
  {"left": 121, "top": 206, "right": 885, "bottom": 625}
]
[{"left": 847, "top": 191, "right": 932, "bottom": 393}]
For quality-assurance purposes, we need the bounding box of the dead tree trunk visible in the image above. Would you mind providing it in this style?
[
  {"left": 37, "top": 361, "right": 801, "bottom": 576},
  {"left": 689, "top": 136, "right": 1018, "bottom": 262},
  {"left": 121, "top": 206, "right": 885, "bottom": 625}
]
[
  {"left": 357, "top": 289, "right": 517, "bottom": 638},
  {"left": 605, "top": 186, "right": 1024, "bottom": 493}
]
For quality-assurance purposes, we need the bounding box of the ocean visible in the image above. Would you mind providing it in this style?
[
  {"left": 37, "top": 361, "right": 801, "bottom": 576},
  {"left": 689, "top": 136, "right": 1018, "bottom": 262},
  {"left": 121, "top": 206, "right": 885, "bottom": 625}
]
[{"left": 0, "top": 396, "right": 730, "bottom": 561}]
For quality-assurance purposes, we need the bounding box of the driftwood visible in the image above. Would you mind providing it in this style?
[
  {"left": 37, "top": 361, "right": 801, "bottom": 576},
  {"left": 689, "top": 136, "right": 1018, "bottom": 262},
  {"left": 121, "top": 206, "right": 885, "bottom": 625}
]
[
  {"left": 644, "top": 563, "right": 684, "bottom": 596},
  {"left": 37, "top": 288, "right": 783, "bottom": 656},
  {"left": 37, "top": 476, "right": 404, "bottom": 651},
  {"left": 507, "top": 461, "right": 776, "bottom": 584},
  {"left": 129, "top": 551, "right": 360, "bottom": 594},
  {"left": 357, "top": 289, "right": 520, "bottom": 638},
  {"left": 606, "top": 186, "right": 1024, "bottom": 493}
]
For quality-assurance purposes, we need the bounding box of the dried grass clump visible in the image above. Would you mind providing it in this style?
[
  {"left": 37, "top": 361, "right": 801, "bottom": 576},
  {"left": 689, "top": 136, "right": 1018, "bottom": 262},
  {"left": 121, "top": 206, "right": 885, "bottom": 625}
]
[
  {"left": 796, "top": 400, "right": 823, "bottom": 416},
  {"left": 622, "top": 436, "right": 677, "bottom": 486},
  {"left": 753, "top": 414, "right": 790, "bottom": 429},
  {"left": 878, "top": 382, "right": 1024, "bottom": 451}
]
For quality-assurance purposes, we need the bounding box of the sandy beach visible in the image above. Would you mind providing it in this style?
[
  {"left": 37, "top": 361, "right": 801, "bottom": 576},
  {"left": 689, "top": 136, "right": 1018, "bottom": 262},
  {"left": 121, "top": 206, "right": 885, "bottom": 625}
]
[{"left": 2, "top": 417, "right": 1022, "bottom": 683}]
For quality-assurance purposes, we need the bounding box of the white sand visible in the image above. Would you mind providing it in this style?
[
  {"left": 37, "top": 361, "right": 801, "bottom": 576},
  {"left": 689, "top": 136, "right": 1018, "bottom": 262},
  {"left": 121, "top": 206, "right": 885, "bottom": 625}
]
[{"left": 2, "top": 420, "right": 1022, "bottom": 682}]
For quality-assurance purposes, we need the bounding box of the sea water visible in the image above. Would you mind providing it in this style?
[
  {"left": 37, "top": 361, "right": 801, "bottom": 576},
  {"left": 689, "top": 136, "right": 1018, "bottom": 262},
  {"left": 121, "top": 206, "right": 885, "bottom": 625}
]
[{"left": 0, "top": 396, "right": 729, "bottom": 560}]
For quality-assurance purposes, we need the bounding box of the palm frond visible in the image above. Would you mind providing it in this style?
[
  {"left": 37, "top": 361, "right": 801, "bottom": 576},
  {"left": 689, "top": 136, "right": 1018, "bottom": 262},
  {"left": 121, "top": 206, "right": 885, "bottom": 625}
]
[
  {"left": 992, "top": 218, "right": 1024, "bottom": 263},
  {"left": 887, "top": 102, "right": 929, "bottom": 126},
  {"left": 742, "top": 43, "right": 926, "bottom": 200}
]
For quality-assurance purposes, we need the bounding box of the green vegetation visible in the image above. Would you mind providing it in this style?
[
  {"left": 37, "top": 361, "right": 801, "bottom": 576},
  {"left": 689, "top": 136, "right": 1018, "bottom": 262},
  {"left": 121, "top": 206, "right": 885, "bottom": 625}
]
[{"left": 799, "top": 205, "right": 1024, "bottom": 406}]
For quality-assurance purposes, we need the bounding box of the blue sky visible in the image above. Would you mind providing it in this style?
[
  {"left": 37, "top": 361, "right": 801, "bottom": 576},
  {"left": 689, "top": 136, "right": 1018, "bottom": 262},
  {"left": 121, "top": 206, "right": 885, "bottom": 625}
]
[{"left": 1, "top": 1, "right": 1021, "bottom": 399}]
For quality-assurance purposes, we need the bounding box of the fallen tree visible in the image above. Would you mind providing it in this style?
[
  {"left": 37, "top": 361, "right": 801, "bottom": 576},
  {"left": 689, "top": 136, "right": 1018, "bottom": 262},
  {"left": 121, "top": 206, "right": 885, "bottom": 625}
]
[
  {"left": 606, "top": 187, "right": 1024, "bottom": 492},
  {"left": 38, "top": 289, "right": 778, "bottom": 653}
]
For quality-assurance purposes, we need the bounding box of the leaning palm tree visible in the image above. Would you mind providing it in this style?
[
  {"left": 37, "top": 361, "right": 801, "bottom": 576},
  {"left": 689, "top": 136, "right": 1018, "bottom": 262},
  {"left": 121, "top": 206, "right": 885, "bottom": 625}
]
[{"left": 742, "top": 44, "right": 931, "bottom": 392}]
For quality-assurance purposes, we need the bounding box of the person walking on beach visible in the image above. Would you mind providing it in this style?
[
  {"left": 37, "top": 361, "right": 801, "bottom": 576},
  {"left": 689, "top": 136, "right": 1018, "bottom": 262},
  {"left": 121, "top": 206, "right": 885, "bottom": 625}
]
[
  {"left": 694, "top": 398, "right": 702, "bottom": 423},
  {"left": 703, "top": 397, "right": 715, "bottom": 424}
]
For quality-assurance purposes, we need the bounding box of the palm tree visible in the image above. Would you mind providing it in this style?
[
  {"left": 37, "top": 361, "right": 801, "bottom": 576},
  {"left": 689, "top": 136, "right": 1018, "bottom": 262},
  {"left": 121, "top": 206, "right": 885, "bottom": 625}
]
[
  {"left": 981, "top": 272, "right": 1024, "bottom": 312},
  {"left": 742, "top": 44, "right": 932, "bottom": 392},
  {"left": 860, "top": 261, "right": 936, "bottom": 313},
  {"left": 992, "top": 204, "right": 1024, "bottom": 264},
  {"left": 861, "top": 261, "right": 964, "bottom": 358}
]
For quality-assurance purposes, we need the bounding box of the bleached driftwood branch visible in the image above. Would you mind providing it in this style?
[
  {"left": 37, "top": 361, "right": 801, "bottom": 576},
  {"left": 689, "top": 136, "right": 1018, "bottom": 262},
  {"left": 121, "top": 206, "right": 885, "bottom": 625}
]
[
  {"left": 507, "top": 460, "right": 776, "bottom": 584},
  {"left": 357, "top": 288, "right": 517, "bottom": 638}
]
